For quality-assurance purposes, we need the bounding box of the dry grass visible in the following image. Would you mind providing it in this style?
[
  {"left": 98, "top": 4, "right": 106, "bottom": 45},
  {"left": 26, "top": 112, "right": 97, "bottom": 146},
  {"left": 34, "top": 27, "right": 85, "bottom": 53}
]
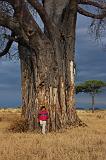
[{"left": 0, "top": 109, "right": 106, "bottom": 160}]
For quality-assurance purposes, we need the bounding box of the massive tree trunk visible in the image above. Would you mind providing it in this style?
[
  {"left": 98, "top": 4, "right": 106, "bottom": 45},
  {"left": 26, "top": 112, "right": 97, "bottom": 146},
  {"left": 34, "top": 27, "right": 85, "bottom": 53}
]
[{"left": 20, "top": 0, "right": 80, "bottom": 131}]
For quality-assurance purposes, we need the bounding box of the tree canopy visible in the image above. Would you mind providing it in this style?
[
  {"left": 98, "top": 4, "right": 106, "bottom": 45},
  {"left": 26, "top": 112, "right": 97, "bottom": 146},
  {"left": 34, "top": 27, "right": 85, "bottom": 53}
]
[
  {"left": 76, "top": 80, "right": 106, "bottom": 94},
  {"left": 0, "top": 0, "right": 106, "bottom": 58},
  {"left": 76, "top": 80, "right": 106, "bottom": 112}
]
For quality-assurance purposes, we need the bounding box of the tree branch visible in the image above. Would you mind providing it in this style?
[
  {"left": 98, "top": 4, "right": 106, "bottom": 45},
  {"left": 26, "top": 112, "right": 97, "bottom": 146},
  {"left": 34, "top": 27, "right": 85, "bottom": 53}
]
[
  {"left": 0, "top": 11, "right": 20, "bottom": 31},
  {"left": 27, "top": 0, "right": 56, "bottom": 36},
  {"left": 0, "top": 38, "right": 13, "bottom": 57},
  {"left": 78, "top": 0, "right": 106, "bottom": 10},
  {"left": 0, "top": 10, "right": 32, "bottom": 45},
  {"left": 78, "top": 6, "right": 106, "bottom": 19}
]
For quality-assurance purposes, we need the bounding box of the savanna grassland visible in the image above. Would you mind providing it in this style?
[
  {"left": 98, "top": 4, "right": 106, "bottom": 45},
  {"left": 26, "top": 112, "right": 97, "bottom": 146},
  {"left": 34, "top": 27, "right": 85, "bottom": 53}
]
[{"left": 0, "top": 108, "right": 106, "bottom": 160}]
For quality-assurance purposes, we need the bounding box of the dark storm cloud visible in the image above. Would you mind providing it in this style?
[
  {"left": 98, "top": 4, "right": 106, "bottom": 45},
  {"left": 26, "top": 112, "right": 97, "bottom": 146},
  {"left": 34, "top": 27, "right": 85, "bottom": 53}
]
[
  {"left": 75, "top": 15, "right": 106, "bottom": 83},
  {"left": 75, "top": 15, "right": 106, "bottom": 108},
  {"left": 0, "top": 61, "right": 21, "bottom": 88},
  {"left": 0, "top": 60, "right": 21, "bottom": 107}
]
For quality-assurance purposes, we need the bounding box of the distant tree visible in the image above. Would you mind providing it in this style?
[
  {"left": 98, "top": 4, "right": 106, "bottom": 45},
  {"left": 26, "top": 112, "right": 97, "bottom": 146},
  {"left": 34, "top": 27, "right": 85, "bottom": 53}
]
[{"left": 76, "top": 80, "right": 106, "bottom": 112}]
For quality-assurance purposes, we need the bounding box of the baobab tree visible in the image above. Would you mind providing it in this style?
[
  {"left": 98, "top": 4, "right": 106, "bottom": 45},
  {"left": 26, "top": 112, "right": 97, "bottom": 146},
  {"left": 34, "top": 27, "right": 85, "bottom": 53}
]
[{"left": 0, "top": 0, "right": 106, "bottom": 131}]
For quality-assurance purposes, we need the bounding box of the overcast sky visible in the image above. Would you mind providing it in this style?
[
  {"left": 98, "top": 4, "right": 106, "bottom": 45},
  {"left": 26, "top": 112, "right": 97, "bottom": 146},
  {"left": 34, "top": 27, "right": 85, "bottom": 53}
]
[
  {"left": 76, "top": 15, "right": 106, "bottom": 109},
  {"left": 0, "top": 14, "right": 106, "bottom": 108}
]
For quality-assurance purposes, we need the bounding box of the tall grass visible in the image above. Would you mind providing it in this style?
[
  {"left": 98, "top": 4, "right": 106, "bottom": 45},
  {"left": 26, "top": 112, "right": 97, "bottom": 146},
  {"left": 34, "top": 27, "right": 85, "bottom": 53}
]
[{"left": 0, "top": 109, "right": 106, "bottom": 160}]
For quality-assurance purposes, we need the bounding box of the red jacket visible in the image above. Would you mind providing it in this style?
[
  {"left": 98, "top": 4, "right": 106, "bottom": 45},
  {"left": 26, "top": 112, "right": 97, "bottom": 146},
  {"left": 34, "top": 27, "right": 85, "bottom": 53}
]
[{"left": 38, "top": 110, "right": 48, "bottom": 121}]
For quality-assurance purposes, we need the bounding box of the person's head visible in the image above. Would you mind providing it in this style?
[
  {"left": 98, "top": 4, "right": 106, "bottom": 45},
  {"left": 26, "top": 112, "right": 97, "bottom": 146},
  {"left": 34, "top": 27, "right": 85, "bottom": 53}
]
[{"left": 40, "top": 106, "right": 46, "bottom": 111}]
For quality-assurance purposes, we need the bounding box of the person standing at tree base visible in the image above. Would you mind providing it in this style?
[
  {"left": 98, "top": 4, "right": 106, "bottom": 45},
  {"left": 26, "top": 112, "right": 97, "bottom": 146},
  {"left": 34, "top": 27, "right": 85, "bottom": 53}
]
[{"left": 38, "top": 106, "right": 48, "bottom": 134}]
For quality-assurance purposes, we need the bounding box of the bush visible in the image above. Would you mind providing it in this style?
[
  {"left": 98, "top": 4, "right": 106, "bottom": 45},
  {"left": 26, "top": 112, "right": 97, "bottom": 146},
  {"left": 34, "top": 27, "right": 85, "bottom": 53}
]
[{"left": 8, "top": 118, "right": 29, "bottom": 133}]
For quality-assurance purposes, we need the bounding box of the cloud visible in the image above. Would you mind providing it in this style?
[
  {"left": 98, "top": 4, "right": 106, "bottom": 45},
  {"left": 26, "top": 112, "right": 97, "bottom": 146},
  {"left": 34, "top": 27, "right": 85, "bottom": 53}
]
[
  {"left": 76, "top": 93, "right": 106, "bottom": 107},
  {"left": 75, "top": 15, "right": 106, "bottom": 108},
  {"left": 0, "top": 60, "right": 21, "bottom": 107},
  {"left": 75, "top": 15, "right": 106, "bottom": 84}
]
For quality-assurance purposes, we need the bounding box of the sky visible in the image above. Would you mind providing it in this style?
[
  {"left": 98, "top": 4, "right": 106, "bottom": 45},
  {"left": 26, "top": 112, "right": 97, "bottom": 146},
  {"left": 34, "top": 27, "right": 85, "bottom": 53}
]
[
  {"left": 76, "top": 15, "right": 106, "bottom": 109},
  {"left": 0, "top": 14, "right": 106, "bottom": 108}
]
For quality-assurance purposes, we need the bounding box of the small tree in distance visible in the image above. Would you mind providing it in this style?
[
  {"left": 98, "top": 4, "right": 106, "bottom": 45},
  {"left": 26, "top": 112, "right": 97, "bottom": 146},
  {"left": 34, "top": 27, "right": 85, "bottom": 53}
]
[{"left": 76, "top": 80, "right": 106, "bottom": 113}]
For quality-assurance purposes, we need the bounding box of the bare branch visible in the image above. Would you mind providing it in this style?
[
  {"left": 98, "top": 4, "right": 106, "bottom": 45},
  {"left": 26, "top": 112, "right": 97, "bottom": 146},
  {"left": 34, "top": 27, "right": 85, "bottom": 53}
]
[
  {"left": 78, "top": 0, "right": 106, "bottom": 9},
  {"left": 0, "top": 10, "right": 19, "bottom": 31},
  {"left": 0, "top": 38, "right": 13, "bottom": 57},
  {"left": 89, "top": 18, "right": 105, "bottom": 41},
  {"left": 0, "top": 10, "right": 32, "bottom": 46},
  {"left": 27, "top": 0, "right": 56, "bottom": 36},
  {"left": 78, "top": 6, "right": 106, "bottom": 19}
]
